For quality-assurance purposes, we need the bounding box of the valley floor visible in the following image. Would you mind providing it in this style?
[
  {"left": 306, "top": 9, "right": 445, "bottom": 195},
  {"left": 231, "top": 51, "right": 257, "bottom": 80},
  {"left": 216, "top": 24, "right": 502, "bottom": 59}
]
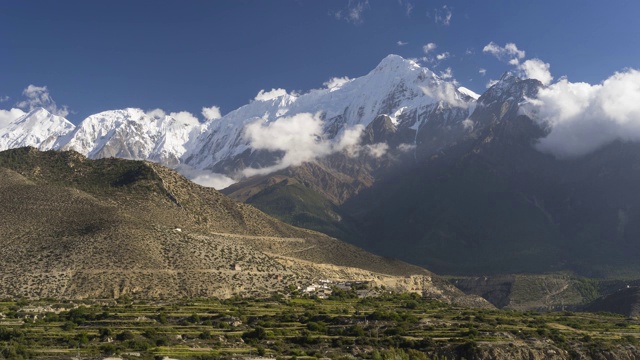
[{"left": 0, "top": 293, "right": 639, "bottom": 359}]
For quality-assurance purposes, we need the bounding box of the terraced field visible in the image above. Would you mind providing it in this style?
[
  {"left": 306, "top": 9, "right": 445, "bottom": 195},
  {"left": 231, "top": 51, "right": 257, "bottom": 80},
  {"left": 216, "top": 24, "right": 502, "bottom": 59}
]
[{"left": 1, "top": 294, "right": 639, "bottom": 359}]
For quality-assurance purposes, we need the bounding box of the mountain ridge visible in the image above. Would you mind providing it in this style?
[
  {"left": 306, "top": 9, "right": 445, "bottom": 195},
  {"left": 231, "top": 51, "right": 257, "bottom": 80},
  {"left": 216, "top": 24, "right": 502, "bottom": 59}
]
[{"left": 0, "top": 147, "right": 489, "bottom": 307}]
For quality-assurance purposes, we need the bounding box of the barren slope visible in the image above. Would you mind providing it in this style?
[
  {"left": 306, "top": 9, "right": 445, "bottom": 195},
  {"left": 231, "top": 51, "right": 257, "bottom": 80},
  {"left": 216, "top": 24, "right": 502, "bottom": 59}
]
[{"left": 0, "top": 148, "right": 486, "bottom": 306}]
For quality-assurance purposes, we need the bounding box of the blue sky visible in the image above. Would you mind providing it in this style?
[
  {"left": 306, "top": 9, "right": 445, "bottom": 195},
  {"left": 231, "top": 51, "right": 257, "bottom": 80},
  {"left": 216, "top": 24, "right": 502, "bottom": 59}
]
[{"left": 1, "top": 0, "right": 639, "bottom": 124}]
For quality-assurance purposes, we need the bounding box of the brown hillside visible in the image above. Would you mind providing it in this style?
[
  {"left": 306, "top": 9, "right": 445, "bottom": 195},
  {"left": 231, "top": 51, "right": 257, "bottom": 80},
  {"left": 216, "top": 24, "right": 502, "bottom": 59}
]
[{"left": 0, "top": 148, "right": 486, "bottom": 306}]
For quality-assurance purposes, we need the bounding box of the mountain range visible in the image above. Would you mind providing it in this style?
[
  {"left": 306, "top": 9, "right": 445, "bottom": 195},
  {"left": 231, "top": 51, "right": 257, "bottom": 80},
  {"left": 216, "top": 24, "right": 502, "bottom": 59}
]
[
  {"left": 3, "top": 54, "right": 640, "bottom": 278},
  {"left": 0, "top": 55, "right": 476, "bottom": 177}
]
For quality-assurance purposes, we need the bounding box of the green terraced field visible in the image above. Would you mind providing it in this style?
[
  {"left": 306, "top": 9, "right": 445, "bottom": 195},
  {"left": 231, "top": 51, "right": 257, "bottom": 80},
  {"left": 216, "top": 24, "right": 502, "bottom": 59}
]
[{"left": 0, "top": 292, "right": 639, "bottom": 359}]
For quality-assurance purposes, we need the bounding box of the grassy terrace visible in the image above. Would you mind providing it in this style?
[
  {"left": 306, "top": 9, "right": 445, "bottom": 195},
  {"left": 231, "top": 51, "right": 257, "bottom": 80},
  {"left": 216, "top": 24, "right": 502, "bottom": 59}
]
[{"left": 0, "top": 292, "right": 639, "bottom": 359}]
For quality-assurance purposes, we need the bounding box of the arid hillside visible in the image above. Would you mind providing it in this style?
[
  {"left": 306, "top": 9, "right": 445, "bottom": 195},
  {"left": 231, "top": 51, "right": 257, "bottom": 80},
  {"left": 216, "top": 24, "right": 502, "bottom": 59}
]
[{"left": 0, "top": 147, "right": 486, "bottom": 306}]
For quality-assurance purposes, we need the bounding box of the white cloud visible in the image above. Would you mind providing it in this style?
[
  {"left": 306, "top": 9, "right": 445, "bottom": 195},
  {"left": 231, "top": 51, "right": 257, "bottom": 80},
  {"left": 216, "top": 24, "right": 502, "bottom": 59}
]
[
  {"left": 504, "top": 43, "right": 525, "bottom": 59},
  {"left": 524, "top": 69, "right": 640, "bottom": 158},
  {"left": 324, "top": 76, "right": 352, "bottom": 90},
  {"left": 483, "top": 42, "right": 525, "bottom": 63},
  {"left": 191, "top": 173, "right": 236, "bottom": 189},
  {"left": 439, "top": 67, "right": 453, "bottom": 80},
  {"left": 254, "top": 88, "right": 289, "bottom": 101},
  {"left": 0, "top": 96, "right": 9, "bottom": 103},
  {"left": 16, "top": 85, "right": 69, "bottom": 117},
  {"left": 364, "top": 143, "right": 389, "bottom": 158},
  {"left": 242, "top": 113, "right": 332, "bottom": 176},
  {"left": 462, "top": 118, "right": 474, "bottom": 130},
  {"left": 423, "top": 43, "right": 437, "bottom": 54},
  {"left": 397, "top": 40, "right": 408, "bottom": 46},
  {"left": 0, "top": 108, "right": 26, "bottom": 128},
  {"left": 518, "top": 58, "right": 553, "bottom": 86},
  {"left": 333, "top": 0, "right": 370, "bottom": 24},
  {"left": 482, "top": 42, "right": 553, "bottom": 85},
  {"left": 147, "top": 108, "right": 200, "bottom": 125},
  {"left": 478, "top": 68, "right": 487, "bottom": 76},
  {"left": 436, "top": 52, "right": 450, "bottom": 61},
  {"left": 420, "top": 81, "right": 468, "bottom": 108},
  {"left": 338, "top": 125, "right": 366, "bottom": 156},
  {"left": 146, "top": 108, "right": 167, "bottom": 119},
  {"left": 397, "top": 143, "right": 416, "bottom": 152},
  {"left": 404, "top": 2, "right": 414, "bottom": 16},
  {"left": 434, "top": 5, "right": 452, "bottom": 26},
  {"left": 174, "top": 164, "right": 237, "bottom": 189},
  {"left": 169, "top": 111, "right": 200, "bottom": 126},
  {"left": 242, "top": 113, "right": 366, "bottom": 177},
  {"left": 202, "top": 105, "right": 222, "bottom": 121}
]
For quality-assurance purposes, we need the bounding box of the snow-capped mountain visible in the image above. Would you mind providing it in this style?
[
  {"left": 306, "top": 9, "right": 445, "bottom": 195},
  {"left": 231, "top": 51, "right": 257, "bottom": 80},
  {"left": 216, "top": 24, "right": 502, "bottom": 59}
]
[
  {"left": 185, "top": 54, "right": 476, "bottom": 173},
  {"left": 0, "top": 54, "right": 483, "bottom": 181},
  {"left": 0, "top": 108, "right": 75, "bottom": 151},
  {"left": 58, "top": 108, "right": 202, "bottom": 167}
]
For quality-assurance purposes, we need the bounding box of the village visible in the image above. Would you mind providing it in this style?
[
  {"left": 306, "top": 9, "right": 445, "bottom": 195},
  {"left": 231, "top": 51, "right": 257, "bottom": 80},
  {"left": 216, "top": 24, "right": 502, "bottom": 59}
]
[{"left": 298, "top": 279, "right": 379, "bottom": 299}]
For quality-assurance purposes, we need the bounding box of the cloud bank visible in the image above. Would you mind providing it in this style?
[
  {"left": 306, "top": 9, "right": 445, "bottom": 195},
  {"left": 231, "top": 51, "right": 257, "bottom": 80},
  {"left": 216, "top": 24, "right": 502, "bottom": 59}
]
[
  {"left": 526, "top": 69, "right": 640, "bottom": 158},
  {"left": 242, "top": 113, "right": 368, "bottom": 177}
]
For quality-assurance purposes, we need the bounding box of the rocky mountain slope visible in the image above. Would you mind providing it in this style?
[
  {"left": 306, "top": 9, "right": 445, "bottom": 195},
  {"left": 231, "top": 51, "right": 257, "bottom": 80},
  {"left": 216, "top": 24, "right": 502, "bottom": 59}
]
[
  {"left": 227, "top": 72, "right": 640, "bottom": 278},
  {"left": 0, "top": 147, "right": 488, "bottom": 306}
]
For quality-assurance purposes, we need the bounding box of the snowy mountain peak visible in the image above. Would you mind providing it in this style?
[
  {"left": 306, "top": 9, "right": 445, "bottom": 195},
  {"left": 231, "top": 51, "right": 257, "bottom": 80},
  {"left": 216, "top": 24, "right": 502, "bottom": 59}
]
[
  {"left": 0, "top": 107, "right": 75, "bottom": 152},
  {"left": 60, "top": 108, "right": 201, "bottom": 166},
  {"left": 374, "top": 54, "right": 421, "bottom": 73},
  {"left": 186, "top": 54, "right": 476, "bottom": 174},
  {"left": 499, "top": 71, "right": 520, "bottom": 84}
]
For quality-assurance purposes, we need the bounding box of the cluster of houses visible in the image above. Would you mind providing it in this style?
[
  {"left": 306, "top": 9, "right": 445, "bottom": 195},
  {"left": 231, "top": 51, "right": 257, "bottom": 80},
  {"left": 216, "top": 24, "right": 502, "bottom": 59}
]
[{"left": 300, "top": 279, "right": 376, "bottom": 299}]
